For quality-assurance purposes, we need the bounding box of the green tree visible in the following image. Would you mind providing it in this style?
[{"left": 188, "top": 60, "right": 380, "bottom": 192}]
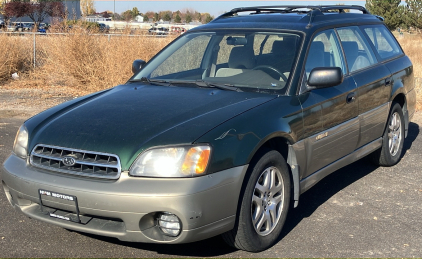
[
  {"left": 143, "top": 14, "right": 149, "bottom": 22},
  {"left": 196, "top": 11, "right": 202, "bottom": 22},
  {"left": 174, "top": 13, "right": 181, "bottom": 23},
  {"left": 204, "top": 13, "right": 213, "bottom": 24},
  {"left": 153, "top": 12, "right": 159, "bottom": 22},
  {"left": 185, "top": 13, "right": 192, "bottom": 23},
  {"left": 404, "top": 0, "right": 422, "bottom": 32},
  {"left": 365, "top": 0, "right": 402, "bottom": 30},
  {"left": 132, "top": 7, "right": 139, "bottom": 17},
  {"left": 121, "top": 9, "right": 133, "bottom": 21},
  {"left": 162, "top": 12, "right": 171, "bottom": 21}
]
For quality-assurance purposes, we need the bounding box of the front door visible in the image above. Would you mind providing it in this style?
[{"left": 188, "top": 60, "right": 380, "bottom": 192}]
[{"left": 299, "top": 29, "right": 359, "bottom": 178}]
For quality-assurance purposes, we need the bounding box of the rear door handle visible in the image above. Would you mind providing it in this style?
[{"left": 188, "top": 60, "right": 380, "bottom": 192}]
[{"left": 346, "top": 92, "right": 356, "bottom": 103}]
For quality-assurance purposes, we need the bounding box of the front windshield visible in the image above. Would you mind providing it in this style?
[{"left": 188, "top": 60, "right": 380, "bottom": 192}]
[{"left": 133, "top": 30, "right": 301, "bottom": 94}]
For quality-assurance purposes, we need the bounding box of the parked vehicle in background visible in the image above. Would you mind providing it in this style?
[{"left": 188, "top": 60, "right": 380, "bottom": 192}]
[
  {"left": 15, "top": 23, "right": 24, "bottom": 32},
  {"left": 37, "top": 23, "right": 49, "bottom": 34},
  {"left": 23, "top": 23, "right": 34, "bottom": 31},
  {"left": 0, "top": 20, "right": 5, "bottom": 29},
  {"left": 98, "top": 23, "right": 110, "bottom": 33},
  {"left": 148, "top": 26, "right": 169, "bottom": 35},
  {"left": 6, "top": 22, "right": 23, "bottom": 32},
  {"left": 170, "top": 26, "right": 187, "bottom": 34},
  {"left": 6, "top": 24, "right": 16, "bottom": 32},
  {"left": 2, "top": 5, "right": 416, "bottom": 253}
]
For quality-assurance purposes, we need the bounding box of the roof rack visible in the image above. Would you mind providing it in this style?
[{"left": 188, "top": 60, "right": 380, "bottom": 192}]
[{"left": 220, "top": 5, "right": 371, "bottom": 17}]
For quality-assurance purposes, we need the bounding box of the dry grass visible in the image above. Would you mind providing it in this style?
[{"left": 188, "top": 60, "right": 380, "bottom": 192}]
[
  {"left": 0, "top": 34, "right": 33, "bottom": 83},
  {"left": 37, "top": 31, "right": 174, "bottom": 92},
  {"left": 0, "top": 30, "right": 421, "bottom": 109},
  {"left": 0, "top": 28, "right": 175, "bottom": 94},
  {"left": 397, "top": 34, "right": 422, "bottom": 110},
  {"left": 397, "top": 34, "right": 422, "bottom": 78}
]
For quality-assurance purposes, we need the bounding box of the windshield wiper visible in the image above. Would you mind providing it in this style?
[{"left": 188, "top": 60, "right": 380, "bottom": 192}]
[
  {"left": 130, "top": 78, "right": 242, "bottom": 92},
  {"left": 168, "top": 80, "right": 242, "bottom": 92},
  {"left": 195, "top": 80, "right": 242, "bottom": 92},
  {"left": 129, "top": 77, "right": 170, "bottom": 86}
]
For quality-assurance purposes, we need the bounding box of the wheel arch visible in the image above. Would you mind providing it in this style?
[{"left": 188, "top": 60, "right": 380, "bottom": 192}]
[
  {"left": 245, "top": 135, "right": 301, "bottom": 208},
  {"left": 391, "top": 92, "right": 409, "bottom": 137}
]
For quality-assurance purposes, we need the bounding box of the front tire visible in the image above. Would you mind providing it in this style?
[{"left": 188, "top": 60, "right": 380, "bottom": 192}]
[
  {"left": 222, "top": 150, "right": 291, "bottom": 252},
  {"left": 370, "top": 103, "right": 405, "bottom": 166}
]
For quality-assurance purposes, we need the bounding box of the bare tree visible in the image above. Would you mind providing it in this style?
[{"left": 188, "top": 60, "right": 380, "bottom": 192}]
[{"left": 80, "top": 0, "right": 96, "bottom": 16}]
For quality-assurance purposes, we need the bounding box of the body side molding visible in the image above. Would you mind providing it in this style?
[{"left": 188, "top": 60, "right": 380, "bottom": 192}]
[{"left": 299, "top": 137, "right": 382, "bottom": 194}]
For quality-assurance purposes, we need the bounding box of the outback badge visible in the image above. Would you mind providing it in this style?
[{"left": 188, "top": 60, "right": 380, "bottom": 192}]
[{"left": 316, "top": 132, "right": 328, "bottom": 140}]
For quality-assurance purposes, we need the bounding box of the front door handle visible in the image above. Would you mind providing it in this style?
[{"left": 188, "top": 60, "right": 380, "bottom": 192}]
[
  {"left": 385, "top": 77, "right": 392, "bottom": 86},
  {"left": 346, "top": 92, "right": 356, "bottom": 103}
]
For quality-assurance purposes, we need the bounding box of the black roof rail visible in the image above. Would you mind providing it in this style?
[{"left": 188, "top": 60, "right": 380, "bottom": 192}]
[
  {"left": 219, "top": 5, "right": 371, "bottom": 18},
  {"left": 318, "top": 5, "right": 371, "bottom": 14}
]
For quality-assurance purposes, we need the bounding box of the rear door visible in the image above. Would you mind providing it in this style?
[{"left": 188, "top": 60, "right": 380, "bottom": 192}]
[
  {"left": 360, "top": 24, "right": 415, "bottom": 131},
  {"left": 337, "top": 26, "right": 391, "bottom": 148}
]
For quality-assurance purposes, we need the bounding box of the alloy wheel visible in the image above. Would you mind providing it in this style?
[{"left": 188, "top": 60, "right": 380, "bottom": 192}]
[{"left": 251, "top": 166, "right": 284, "bottom": 236}]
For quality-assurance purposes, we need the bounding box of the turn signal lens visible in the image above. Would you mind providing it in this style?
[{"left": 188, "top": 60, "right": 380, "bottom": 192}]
[
  {"left": 196, "top": 149, "right": 210, "bottom": 174},
  {"left": 181, "top": 146, "right": 211, "bottom": 175}
]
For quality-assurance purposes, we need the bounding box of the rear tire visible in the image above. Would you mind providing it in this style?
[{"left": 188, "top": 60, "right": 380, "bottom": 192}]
[
  {"left": 370, "top": 103, "right": 405, "bottom": 166},
  {"left": 222, "top": 150, "right": 290, "bottom": 252}
]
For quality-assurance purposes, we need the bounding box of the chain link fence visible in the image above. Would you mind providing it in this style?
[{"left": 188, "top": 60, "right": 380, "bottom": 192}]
[{"left": 0, "top": 31, "right": 168, "bottom": 69}]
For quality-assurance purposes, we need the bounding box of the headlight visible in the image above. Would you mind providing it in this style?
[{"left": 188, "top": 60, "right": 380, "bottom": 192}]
[
  {"left": 13, "top": 124, "right": 28, "bottom": 159},
  {"left": 129, "top": 145, "right": 211, "bottom": 177}
]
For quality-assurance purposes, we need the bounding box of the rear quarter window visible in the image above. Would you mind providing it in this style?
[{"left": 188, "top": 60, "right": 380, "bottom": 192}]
[{"left": 361, "top": 25, "right": 403, "bottom": 60}]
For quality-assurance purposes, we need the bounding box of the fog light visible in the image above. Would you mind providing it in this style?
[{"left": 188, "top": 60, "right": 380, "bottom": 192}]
[{"left": 158, "top": 212, "right": 181, "bottom": 237}]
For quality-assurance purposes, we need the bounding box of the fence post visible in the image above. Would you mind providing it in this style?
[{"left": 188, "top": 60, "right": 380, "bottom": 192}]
[{"left": 33, "top": 32, "right": 36, "bottom": 68}]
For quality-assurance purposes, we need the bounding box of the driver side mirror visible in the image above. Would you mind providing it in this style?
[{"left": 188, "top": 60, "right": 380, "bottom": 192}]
[
  {"left": 132, "top": 59, "right": 146, "bottom": 74},
  {"left": 307, "top": 67, "right": 343, "bottom": 89}
]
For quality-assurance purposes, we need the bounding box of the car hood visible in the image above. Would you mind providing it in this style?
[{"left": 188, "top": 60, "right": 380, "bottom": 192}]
[{"left": 27, "top": 84, "right": 275, "bottom": 170}]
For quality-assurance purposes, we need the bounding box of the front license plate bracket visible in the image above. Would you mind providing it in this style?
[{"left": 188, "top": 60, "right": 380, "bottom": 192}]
[{"left": 38, "top": 189, "right": 81, "bottom": 223}]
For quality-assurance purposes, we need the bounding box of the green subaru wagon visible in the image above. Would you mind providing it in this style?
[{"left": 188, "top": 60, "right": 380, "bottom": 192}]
[{"left": 2, "top": 5, "right": 416, "bottom": 252}]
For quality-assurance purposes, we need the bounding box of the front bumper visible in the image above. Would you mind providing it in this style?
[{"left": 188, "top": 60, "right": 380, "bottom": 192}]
[{"left": 2, "top": 154, "right": 248, "bottom": 243}]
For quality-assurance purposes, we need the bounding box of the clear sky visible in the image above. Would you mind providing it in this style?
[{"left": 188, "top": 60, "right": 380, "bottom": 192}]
[{"left": 93, "top": 0, "right": 367, "bottom": 17}]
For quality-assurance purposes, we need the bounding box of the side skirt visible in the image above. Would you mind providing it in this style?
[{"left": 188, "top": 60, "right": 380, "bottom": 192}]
[{"left": 299, "top": 137, "right": 382, "bottom": 194}]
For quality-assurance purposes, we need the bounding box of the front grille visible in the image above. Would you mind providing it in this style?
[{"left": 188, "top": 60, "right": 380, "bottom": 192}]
[{"left": 30, "top": 144, "right": 121, "bottom": 180}]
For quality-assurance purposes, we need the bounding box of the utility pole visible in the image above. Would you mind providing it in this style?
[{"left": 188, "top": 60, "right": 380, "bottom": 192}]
[{"left": 114, "top": 0, "right": 115, "bottom": 29}]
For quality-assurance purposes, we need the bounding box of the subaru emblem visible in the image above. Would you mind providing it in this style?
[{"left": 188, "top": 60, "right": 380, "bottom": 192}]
[{"left": 62, "top": 156, "right": 76, "bottom": 166}]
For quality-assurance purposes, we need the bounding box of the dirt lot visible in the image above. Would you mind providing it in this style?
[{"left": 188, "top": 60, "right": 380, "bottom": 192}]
[{"left": 0, "top": 87, "right": 74, "bottom": 119}]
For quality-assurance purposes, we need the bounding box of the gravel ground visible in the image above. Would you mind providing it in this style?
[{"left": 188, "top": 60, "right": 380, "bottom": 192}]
[
  {"left": 0, "top": 87, "right": 74, "bottom": 119},
  {"left": 0, "top": 88, "right": 421, "bottom": 257}
]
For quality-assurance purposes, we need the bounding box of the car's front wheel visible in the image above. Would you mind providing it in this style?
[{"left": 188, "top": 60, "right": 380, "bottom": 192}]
[
  {"left": 222, "top": 150, "right": 290, "bottom": 252},
  {"left": 370, "top": 102, "right": 405, "bottom": 166}
]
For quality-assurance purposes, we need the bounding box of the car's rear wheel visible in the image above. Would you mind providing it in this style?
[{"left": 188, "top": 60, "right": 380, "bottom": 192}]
[
  {"left": 370, "top": 103, "right": 405, "bottom": 166},
  {"left": 222, "top": 150, "right": 290, "bottom": 252}
]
